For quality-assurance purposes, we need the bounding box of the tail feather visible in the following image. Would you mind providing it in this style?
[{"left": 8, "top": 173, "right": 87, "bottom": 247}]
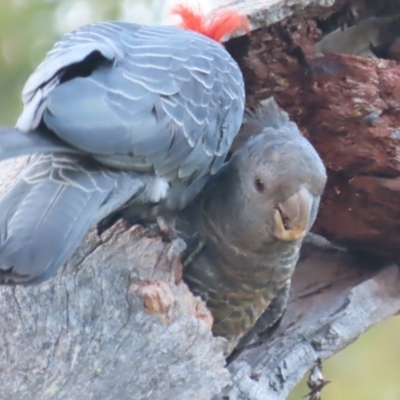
[
  {"left": 0, "top": 154, "right": 143, "bottom": 285},
  {"left": 0, "top": 178, "right": 110, "bottom": 284},
  {"left": 0, "top": 126, "right": 81, "bottom": 162}
]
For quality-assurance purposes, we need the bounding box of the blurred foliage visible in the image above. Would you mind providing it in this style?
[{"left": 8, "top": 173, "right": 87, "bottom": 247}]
[
  {"left": 0, "top": 0, "right": 174, "bottom": 124},
  {"left": 1, "top": 1, "right": 400, "bottom": 399},
  {"left": 1, "top": 0, "right": 56, "bottom": 123}
]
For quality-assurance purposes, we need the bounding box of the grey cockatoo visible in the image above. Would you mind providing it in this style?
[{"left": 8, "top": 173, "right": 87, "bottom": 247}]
[
  {"left": 0, "top": 5, "right": 249, "bottom": 284},
  {"left": 176, "top": 97, "right": 327, "bottom": 362}
]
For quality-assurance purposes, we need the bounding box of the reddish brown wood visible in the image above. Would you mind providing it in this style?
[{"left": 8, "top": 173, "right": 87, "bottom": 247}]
[{"left": 229, "top": 18, "right": 400, "bottom": 260}]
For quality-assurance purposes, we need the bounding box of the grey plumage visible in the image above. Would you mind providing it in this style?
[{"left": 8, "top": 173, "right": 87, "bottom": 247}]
[
  {"left": 0, "top": 127, "right": 82, "bottom": 160},
  {"left": 177, "top": 97, "right": 327, "bottom": 361},
  {"left": 17, "top": 22, "right": 244, "bottom": 179},
  {"left": 0, "top": 21, "right": 245, "bottom": 284}
]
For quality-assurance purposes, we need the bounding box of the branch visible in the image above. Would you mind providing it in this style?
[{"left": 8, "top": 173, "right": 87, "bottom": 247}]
[
  {"left": 1, "top": 159, "right": 399, "bottom": 399},
  {"left": 0, "top": 157, "right": 27, "bottom": 196},
  {"left": 0, "top": 218, "right": 229, "bottom": 399},
  {"left": 221, "top": 235, "right": 400, "bottom": 400},
  {"left": 224, "top": 0, "right": 348, "bottom": 31},
  {"left": 1, "top": 159, "right": 229, "bottom": 400}
]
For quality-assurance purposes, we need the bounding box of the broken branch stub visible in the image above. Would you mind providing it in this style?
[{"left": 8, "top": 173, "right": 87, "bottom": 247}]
[
  {"left": 0, "top": 218, "right": 398, "bottom": 400},
  {"left": 0, "top": 221, "right": 229, "bottom": 400}
]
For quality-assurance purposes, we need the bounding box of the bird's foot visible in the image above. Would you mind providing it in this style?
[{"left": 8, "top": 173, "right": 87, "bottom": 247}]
[
  {"left": 157, "top": 216, "right": 177, "bottom": 242},
  {"left": 144, "top": 216, "right": 177, "bottom": 242}
]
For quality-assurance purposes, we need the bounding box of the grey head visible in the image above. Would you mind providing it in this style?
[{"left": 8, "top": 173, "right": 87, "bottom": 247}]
[{"left": 200, "top": 97, "right": 327, "bottom": 253}]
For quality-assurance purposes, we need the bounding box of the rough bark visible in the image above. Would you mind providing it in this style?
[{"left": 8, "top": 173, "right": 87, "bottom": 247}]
[
  {"left": 0, "top": 221, "right": 230, "bottom": 400},
  {"left": 2, "top": 0, "right": 400, "bottom": 399},
  {"left": 221, "top": 236, "right": 400, "bottom": 400},
  {"left": 225, "top": 0, "right": 346, "bottom": 30},
  {"left": 0, "top": 171, "right": 398, "bottom": 399},
  {"left": 225, "top": 0, "right": 400, "bottom": 260}
]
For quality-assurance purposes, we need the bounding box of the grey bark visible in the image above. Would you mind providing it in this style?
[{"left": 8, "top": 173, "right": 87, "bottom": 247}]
[
  {"left": 1, "top": 161, "right": 230, "bottom": 400},
  {"left": 222, "top": 236, "right": 400, "bottom": 400},
  {"left": 225, "top": 0, "right": 336, "bottom": 30},
  {"left": 1, "top": 158, "right": 400, "bottom": 400}
]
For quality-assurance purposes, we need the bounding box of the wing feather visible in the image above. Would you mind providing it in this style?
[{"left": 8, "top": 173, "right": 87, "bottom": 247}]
[{"left": 15, "top": 22, "right": 244, "bottom": 182}]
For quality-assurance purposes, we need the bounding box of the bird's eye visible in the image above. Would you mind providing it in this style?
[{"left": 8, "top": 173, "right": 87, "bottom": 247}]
[{"left": 254, "top": 178, "right": 265, "bottom": 193}]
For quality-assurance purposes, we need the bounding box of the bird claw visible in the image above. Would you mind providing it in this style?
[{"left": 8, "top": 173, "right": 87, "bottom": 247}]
[
  {"left": 144, "top": 216, "right": 177, "bottom": 242},
  {"left": 157, "top": 216, "right": 177, "bottom": 242}
]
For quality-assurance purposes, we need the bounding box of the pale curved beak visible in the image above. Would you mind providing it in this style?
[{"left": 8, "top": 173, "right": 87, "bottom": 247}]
[{"left": 273, "top": 187, "right": 313, "bottom": 241}]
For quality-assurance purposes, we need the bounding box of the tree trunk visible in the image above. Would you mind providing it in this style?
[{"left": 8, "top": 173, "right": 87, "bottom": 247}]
[
  {"left": 227, "top": 0, "right": 400, "bottom": 260},
  {"left": 2, "top": 0, "right": 400, "bottom": 399}
]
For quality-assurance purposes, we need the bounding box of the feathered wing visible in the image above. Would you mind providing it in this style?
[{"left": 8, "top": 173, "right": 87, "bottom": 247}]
[
  {"left": 16, "top": 22, "right": 244, "bottom": 184},
  {"left": 0, "top": 21, "right": 246, "bottom": 284},
  {"left": 0, "top": 153, "right": 143, "bottom": 284},
  {"left": 0, "top": 127, "right": 81, "bottom": 162}
]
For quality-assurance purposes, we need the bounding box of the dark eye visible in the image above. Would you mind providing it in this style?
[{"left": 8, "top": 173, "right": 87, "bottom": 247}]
[{"left": 254, "top": 178, "right": 265, "bottom": 193}]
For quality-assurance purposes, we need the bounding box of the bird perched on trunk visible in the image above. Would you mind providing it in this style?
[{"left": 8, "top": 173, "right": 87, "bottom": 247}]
[
  {"left": 177, "top": 97, "right": 327, "bottom": 362},
  {"left": 0, "top": 3, "right": 249, "bottom": 285}
]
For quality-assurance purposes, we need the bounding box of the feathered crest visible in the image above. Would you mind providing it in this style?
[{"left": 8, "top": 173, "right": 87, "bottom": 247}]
[
  {"left": 170, "top": 1, "right": 250, "bottom": 43},
  {"left": 244, "top": 97, "right": 290, "bottom": 130}
]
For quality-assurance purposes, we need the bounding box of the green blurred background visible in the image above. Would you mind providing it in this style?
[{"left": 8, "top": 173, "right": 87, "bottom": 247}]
[
  {"left": 289, "top": 317, "right": 400, "bottom": 400},
  {"left": 1, "top": 1, "right": 400, "bottom": 398}
]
